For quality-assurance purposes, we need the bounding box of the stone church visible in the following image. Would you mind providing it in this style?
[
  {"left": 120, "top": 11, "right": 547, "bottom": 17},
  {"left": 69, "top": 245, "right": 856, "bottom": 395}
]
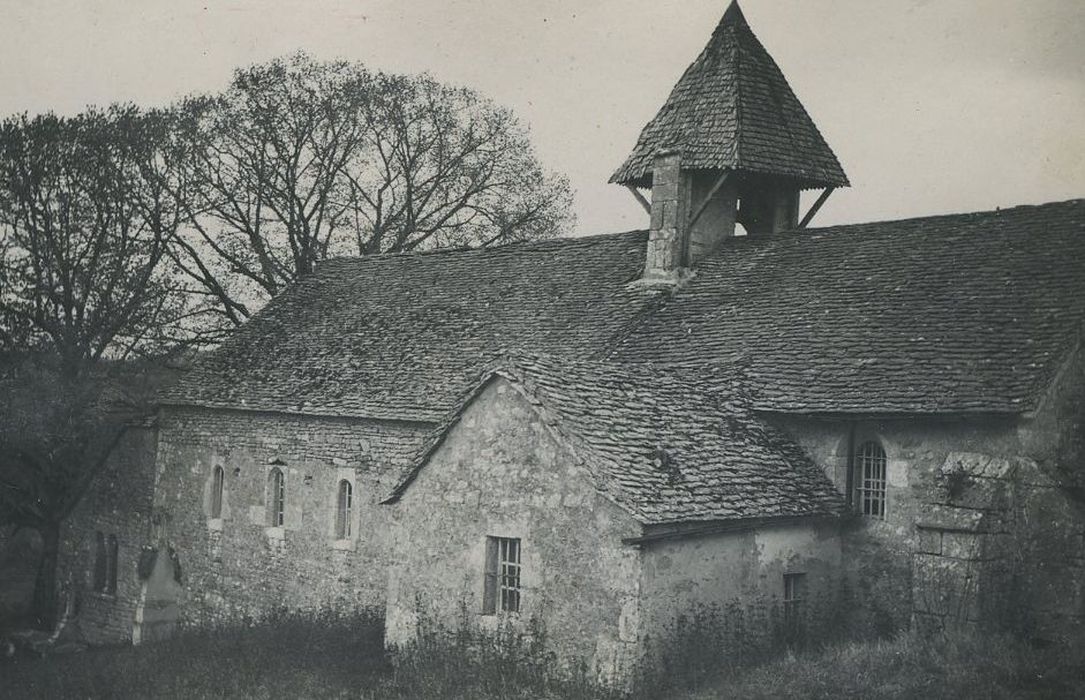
[{"left": 55, "top": 0, "right": 1085, "bottom": 681}]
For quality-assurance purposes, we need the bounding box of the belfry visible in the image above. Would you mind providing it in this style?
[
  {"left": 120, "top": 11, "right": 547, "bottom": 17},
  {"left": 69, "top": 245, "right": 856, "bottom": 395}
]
[{"left": 611, "top": 1, "right": 849, "bottom": 278}]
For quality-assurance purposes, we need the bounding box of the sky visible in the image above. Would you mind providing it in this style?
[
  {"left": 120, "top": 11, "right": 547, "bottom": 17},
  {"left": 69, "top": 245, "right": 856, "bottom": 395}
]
[{"left": 1, "top": 0, "right": 1082, "bottom": 235}]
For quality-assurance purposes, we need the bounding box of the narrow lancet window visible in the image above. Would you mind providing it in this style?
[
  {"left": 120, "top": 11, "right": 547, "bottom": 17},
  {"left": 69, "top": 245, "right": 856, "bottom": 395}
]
[
  {"left": 269, "top": 467, "right": 286, "bottom": 527},
  {"left": 210, "top": 465, "right": 224, "bottom": 519},
  {"left": 335, "top": 480, "right": 353, "bottom": 540}
]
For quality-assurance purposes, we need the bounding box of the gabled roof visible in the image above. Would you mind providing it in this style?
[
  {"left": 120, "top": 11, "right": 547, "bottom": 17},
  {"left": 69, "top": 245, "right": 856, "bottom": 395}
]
[
  {"left": 384, "top": 356, "right": 845, "bottom": 526},
  {"left": 160, "top": 232, "right": 660, "bottom": 422},
  {"left": 610, "top": 1, "right": 848, "bottom": 189},
  {"left": 611, "top": 199, "right": 1085, "bottom": 414}
]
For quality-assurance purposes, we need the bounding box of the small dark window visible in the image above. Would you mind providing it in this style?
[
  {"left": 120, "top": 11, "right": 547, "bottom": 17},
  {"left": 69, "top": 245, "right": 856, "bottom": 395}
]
[
  {"left": 210, "top": 465, "right": 225, "bottom": 519},
  {"left": 92, "top": 532, "right": 119, "bottom": 594},
  {"left": 92, "top": 531, "right": 107, "bottom": 592},
  {"left": 483, "top": 537, "right": 521, "bottom": 614},
  {"left": 783, "top": 572, "right": 805, "bottom": 628},
  {"left": 107, "top": 535, "right": 119, "bottom": 594},
  {"left": 335, "top": 480, "right": 353, "bottom": 539},
  {"left": 855, "top": 441, "right": 888, "bottom": 519},
  {"left": 269, "top": 467, "right": 285, "bottom": 527}
]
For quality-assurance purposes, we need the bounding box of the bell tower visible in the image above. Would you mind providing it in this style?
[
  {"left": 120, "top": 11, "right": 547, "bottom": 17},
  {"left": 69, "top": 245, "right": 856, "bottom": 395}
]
[{"left": 611, "top": 1, "right": 849, "bottom": 280}]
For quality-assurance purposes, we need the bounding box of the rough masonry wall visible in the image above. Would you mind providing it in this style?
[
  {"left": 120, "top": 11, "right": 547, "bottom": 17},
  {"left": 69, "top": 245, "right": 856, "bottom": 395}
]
[
  {"left": 384, "top": 379, "right": 644, "bottom": 684},
  {"left": 637, "top": 521, "right": 841, "bottom": 659},
  {"left": 58, "top": 426, "right": 159, "bottom": 645},
  {"left": 153, "top": 406, "right": 430, "bottom": 628},
  {"left": 770, "top": 363, "right": 1085, "bottom": 639}
]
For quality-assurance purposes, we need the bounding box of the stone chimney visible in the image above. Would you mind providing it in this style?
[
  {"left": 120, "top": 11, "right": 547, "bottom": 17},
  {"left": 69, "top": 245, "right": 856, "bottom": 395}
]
[
  {"left": 644, "top": 151, "right": 688, "bottom": 279},
  {"left": 644, "top": 151, "right": 738, "bottom": 280}
]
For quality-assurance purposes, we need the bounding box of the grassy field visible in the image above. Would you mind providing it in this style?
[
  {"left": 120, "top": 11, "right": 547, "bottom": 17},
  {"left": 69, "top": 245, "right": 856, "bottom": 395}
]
[{"left": 3, "top": 614, "right": 1083, "bottom": 699}]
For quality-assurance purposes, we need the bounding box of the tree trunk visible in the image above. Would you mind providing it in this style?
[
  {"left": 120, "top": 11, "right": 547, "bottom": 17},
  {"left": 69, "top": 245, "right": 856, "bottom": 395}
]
[{"left": 32, "top": 521, "right": 61, "bottom": 630}]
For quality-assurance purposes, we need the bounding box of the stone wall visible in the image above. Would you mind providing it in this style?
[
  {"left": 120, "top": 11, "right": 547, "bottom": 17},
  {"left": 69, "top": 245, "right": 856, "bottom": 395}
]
[
  {"left": 910, "top": 451, "right": 1085, "bottom": 635},
  {"left": 636, "top": 520, "right": 842, "bottom": 657},
  {"left": 152, "top": 405, "right": 431, "bottom": 628},
  {"left": 768, "top": 345, "right": 1085, "bottom": 638},
  {"left": 57, "top": 426, "right": 159, "bottom": 645},
  {"left": 384, "top": 378, "right": 644, "bottom": 684}
]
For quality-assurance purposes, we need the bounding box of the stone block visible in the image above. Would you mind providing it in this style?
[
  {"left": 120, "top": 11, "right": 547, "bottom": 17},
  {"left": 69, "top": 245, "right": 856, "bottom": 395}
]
[
  {"left": 653, "top": 180, "right": 678, "bottom": 201},
  {"left": 941, "top": 531, "right": 981, "bottom": 560},
  {"left": 916, "top": 528, "right": 942, "bottom": 555},
  {"left": 649, "top": 203, "right": 663, "bottom": 230}
]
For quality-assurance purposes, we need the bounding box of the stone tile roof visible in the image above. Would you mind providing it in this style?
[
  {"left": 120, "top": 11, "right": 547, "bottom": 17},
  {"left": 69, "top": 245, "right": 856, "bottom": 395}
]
[
  {"left": 385, "top": 356, "right": 845, "bottom": 526},
  {"left": 160, "top": 232, "right": 660, "bottom": 422},
  {"left": 610, "top": 1, "right": 848, "bottom": 189},
  {"left": 611, "top": 199, "right": 1085, "bottom": 414}
]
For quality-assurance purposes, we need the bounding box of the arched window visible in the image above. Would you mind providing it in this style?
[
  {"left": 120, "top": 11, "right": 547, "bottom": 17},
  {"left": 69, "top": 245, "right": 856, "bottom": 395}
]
[
  {"left": 93, "top": 531, "right": 107, "bottom": 592},
  {"left": 269, "top": 467, "right": 286, "bottom": 527},
  {"left": 335, "top": 480, "right": 353, "bottom": 540},
  {"left": 210, "top": 465, "right": 225, "bottom": 519},
  {"left": 107, "top": 535, "right": 119, "bottom": 593},
  {"left": 855, "top": 440, "right": 888, "bottom": 518}
]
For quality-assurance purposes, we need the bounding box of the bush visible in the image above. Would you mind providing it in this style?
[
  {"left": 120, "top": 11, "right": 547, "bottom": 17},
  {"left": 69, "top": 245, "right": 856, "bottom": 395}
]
[{"left": 4, "top": 607, "right": 1083, "bottom": 699}]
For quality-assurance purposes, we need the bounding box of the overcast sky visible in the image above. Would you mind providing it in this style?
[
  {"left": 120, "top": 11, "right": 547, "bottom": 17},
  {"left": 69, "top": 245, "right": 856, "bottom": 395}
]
[{"left": 1, "top": 0, "right": 1082, "bottom": 235}]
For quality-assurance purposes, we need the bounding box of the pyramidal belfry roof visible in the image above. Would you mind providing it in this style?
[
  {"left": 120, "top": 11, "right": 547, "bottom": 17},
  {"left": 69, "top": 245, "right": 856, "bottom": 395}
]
[{"left": 610, "top": 1, "right": 849, "bottom": 189}]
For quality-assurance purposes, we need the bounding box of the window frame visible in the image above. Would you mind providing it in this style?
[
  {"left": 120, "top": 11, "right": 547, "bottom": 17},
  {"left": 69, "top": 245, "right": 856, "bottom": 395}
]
[
  {"left": 854, "top": 440, "right": 888, "bottom": 519},
  {"left": 210, "top": 465, "right": 225, "bottom": 520},
  {"left": 483, "top": 536, "right": 522, "bottom": 615},
  {"left": 106, "top": 534, "right": 119, "bottom": 594},
  {"left": 783, "top": 572, "right": 805, "bottom": 629},
  {"left": 92, "top": 531, "right": 107, "bottom": 592},
  {"left": 335, "top": 479, "right": 353, "bottom": 540},
  {"left": 268, "top": 467, "right": 286, "bottom": 528}
]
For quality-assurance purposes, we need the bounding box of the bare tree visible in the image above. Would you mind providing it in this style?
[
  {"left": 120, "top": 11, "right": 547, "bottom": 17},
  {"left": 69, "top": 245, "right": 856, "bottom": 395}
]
[
  {"left": 172, "top": 53, "right": 574, "bottom": 324},
  {"left": 0, "top": 106, "right": 189, "bottom": 626}
]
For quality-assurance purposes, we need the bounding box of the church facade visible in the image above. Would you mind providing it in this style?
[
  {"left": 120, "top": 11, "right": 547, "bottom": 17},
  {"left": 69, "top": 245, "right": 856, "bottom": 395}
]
[{"left": 57, "top": 1, "right": 1085, "bottom": 681}]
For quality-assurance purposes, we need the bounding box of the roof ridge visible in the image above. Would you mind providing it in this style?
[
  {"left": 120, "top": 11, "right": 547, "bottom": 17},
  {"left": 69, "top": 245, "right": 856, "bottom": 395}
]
[
  {"left": 732, "top": 10, "right": 745, "bottom": 172},
  {"left": 798, "top": 198, "right": 1085, "bottom": 235},
  {"left": 317, "top": 229, "right": 648, "bottom": 269}
]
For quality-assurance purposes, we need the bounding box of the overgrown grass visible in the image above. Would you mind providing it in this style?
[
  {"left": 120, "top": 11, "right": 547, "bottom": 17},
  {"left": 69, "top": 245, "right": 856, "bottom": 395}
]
[
  {"left": 689, "top": 629, "right": 1085, "bottom": 700},
  {"left": 3, "top": 610, "right": 387, "bottom": 699},
  {"left": 3, "top": 612, "right": 1083, "bottom": 699}
]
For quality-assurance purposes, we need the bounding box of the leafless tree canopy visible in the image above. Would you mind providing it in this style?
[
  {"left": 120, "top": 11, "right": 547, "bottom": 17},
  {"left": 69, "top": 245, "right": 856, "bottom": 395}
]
[
  {"left": 173, "top": 53, "right": 575, "bottom": 327},
  {"left": 0, "top": 106, "right": 193, "bottom": 372}
]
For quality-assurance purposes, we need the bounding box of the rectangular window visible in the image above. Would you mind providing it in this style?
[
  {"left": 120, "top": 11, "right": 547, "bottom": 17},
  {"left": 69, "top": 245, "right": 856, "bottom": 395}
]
[
  {"left": 92, "top": 531, "right": 107, "bottom": 592},
  {"left": 91, "top": 532, "right": 119, "bottom": 594},
  {"left": 854, "top": 441, "right": 888, "bottom": 519},
  {"left": 483, "top": 537, "right": 521, "bottom": 614},
  {"left": 107, "top": 535, "right": 119, "bottom": 594},
  {"left": 783, "top": 573, "right": 805, "bottom": 628}
]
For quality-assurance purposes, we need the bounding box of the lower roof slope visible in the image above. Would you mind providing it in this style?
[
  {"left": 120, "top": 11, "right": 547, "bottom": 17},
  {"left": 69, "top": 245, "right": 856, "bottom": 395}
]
[
  {"left": 612, "top": 199, "right": 1085, "bottom": 414},
  {"left": 161, "top": 232, "right": 657, "bottom": 422},
  {"left": 387, "top": 356, "right": 845, "bottom": 525}
]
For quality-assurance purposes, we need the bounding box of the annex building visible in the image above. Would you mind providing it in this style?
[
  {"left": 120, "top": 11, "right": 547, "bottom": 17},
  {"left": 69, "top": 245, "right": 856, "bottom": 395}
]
[{"left": 56, "top": 1, "right": 1085, "bottom": 681}]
